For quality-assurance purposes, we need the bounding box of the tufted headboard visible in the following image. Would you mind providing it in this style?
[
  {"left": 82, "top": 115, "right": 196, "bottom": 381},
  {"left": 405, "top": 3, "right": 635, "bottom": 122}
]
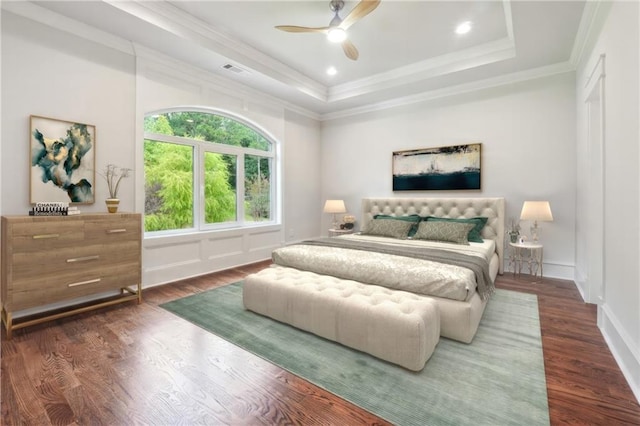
[{"left": 361, "top": 197, "right": 505, "bottom": 274}]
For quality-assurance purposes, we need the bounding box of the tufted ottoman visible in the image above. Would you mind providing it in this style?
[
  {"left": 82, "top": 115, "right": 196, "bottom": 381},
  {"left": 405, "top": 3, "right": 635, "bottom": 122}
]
[{"left": 243, "top": 265, "right": 440, "bottom": 371}]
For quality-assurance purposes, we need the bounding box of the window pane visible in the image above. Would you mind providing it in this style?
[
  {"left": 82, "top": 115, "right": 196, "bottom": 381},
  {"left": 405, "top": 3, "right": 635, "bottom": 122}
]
[
  {"left": 144, "top": 139, "right": 194, "bottom": 232},
  {"left": 144, "top": 115, "right": 174, "bottom": 136},
  {"left": 245, "top": 155, "right": 271, "bottom": 221},
  {"left": 146, "top": 112, "right": 271, "bottom": 151},
  {"left": 204, "top": 152, "right": 237, "bottom": 224}
]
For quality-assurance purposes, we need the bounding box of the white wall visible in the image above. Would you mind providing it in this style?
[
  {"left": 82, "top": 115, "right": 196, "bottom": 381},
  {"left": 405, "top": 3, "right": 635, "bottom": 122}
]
[
  {"left": 283, "top": 109, "right": 322, "bottom": 243},
  {"left": 1, "top": 12, "right": 136, "bottom": 214},
  {"left": 321, "top": 73, "right": 577, "bottom": 279},
  {"left": 576, "top": 1, "right": 640, "bottom": 402},
  {"left": 1, "top": 11, "right": 323, "bottom": 290}
]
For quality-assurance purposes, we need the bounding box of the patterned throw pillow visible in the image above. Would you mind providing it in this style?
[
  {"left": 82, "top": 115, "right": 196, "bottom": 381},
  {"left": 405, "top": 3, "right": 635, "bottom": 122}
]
[
  {"left": 424, "top": 216, "right": 488, "bottom": 243},
  {"left": 373, "top": 214, "right": 422, "bottom": 236},
  {"left": 362, "top": 218, "right": 414, "bottom": 239},
  {"left": 413, "top": 221, "right": 475, "bottom": 245}
]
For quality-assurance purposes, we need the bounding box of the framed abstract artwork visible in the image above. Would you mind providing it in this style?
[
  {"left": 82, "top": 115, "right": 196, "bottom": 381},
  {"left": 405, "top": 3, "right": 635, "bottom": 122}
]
[
  {"left": 30, "top": 115, "right": 96, "bottom": 204},
  {"left": 392, "top": 143, "right": 481, "bottom": 191}
]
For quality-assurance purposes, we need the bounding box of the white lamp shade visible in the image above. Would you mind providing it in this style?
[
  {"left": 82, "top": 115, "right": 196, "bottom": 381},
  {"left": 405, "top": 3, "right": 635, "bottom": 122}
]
[
  {"left": 323, "top": 199, "right": 346, "bottom": 214},
  {"left": 520, "top": 201, "right": 553, "bottom": 222}
]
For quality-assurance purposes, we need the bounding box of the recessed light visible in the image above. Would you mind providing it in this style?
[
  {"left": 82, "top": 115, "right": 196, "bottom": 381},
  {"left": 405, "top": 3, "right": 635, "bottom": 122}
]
[
  {"left": 327, "top": 66, "right": 337, "bottom": 76},
  {"left": 455, "top": 21, "right": 472, "bottom": 35}
]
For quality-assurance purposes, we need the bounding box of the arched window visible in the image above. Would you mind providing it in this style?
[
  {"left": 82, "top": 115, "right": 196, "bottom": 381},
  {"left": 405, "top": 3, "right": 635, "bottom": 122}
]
[{"left": 143, "top": 109, "right": 275, "bottom": 233}]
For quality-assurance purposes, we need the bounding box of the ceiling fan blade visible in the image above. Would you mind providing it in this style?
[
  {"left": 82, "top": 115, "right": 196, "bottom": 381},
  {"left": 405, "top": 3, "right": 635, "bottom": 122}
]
[
  {"left": 342, "top": 39, "right": 359, "bottom": 60},
  {"left": 275, "top": 25, "right": 329, "bottom": 34},
  {"left": 339, "top": 0, "right": 381, "bottom": 30}
]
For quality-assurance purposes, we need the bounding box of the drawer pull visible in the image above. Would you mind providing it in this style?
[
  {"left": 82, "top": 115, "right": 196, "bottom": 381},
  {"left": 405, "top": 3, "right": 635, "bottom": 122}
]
[
  {"left": 107, "top": 228, "right": 127, "bottom": 234},
  {"left": 33, "top": 234, "right": 60, "bottom": 239},
  {"left": 68, "top": 278, "right": 101, "bottom": 288},
  {"left": 66, "top": 255, "right": 100, "bottom": 263}
]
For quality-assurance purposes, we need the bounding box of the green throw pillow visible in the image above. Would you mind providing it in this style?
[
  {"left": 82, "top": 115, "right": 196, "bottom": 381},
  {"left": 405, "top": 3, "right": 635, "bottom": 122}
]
[
  {"left": 413, "top": 221, "right": 475, "bottom": 245},
  {"left": 362, "top": 218, "right": 414, "bottom": 239},
  {"left": 425, "top": 216, "right": 488, "bottom": 243},
  {"left": 373, "top": 214, "right": 422, "bottom": 237}
]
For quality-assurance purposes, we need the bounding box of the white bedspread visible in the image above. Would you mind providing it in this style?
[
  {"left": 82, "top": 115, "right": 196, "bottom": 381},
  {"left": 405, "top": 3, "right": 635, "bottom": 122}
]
[{"left": 272, "top": 234, "right": 497, "bottom": 302}]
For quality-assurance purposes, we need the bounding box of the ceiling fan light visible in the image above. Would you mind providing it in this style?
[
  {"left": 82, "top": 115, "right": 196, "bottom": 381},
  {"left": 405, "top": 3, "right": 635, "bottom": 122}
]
[
  {"left": 455, "top": 21, "right": 472, "bottom": 35},
  {"left": 327, "top": 27, "right": 347, "bottom": 43}
]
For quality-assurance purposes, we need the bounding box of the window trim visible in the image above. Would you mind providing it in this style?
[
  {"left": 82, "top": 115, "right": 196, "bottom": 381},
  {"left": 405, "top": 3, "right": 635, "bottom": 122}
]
[{"left": 143, "top": 108, "right": 278, "bottom": 236}]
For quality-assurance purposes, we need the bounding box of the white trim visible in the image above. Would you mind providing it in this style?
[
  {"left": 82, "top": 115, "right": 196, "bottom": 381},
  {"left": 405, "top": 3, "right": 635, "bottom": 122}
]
[
  {"left": 573, "top": 268, "right": 588, "bottom": 302},
  {"left": 0, "top": 6, "right": 3, "bottom": 218},
  {"left": 583, "top": 54, "right": 606, "bottom": 305},
  {"left": 599, "top": 303, "right": 640, "bottom": 403},
  {"left": 328, "top": 38, "right": 515, "bottom": 102},
  {"left": 584, "top": 54, "right": 606, "bottom": 92},
  {"left": 103, "top": 0, "right": 327, "bottom": 101},
  {"left": 570, "top": 1, "right": 613, "bottom": 68},
  {"left": 135, "top": 44, "right": 321, "bottom": 121},
  {"left": 321, "top": 62, "right": 575, "bottom": 121},
  {"left": 1, "top": 1, "right": 135, "bottom": 55}
]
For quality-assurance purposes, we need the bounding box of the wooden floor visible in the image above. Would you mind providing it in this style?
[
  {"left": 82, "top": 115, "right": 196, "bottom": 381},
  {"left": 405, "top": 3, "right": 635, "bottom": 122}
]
[{"left": 2, "top": 262, "right": 639, "bottom": 425}]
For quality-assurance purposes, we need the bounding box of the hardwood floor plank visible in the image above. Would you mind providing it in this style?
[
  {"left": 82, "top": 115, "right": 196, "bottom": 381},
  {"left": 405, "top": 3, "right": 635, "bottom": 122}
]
[{"left": 2, "top": 263, "right": 639, "bottom": 425}]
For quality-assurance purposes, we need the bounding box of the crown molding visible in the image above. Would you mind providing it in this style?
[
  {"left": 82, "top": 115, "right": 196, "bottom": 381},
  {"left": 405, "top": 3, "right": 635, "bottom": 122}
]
[
  {"left": 328, "top": 38, "right": 515, "bottom": 102},
  {"left": 134, "top": 44, "right": 321, "bottom": 121},
  {"left": 321, "top": 61, "right": 575, "bottom": 121},
  {"left": 1, "top": 1, "right": 135, "bottom": 55},
  {"left": 103, "top": 0, "right": 328, "bottom": 102},
  {"left": 569, "top": 0, "right": 613, "bottom": 68}
]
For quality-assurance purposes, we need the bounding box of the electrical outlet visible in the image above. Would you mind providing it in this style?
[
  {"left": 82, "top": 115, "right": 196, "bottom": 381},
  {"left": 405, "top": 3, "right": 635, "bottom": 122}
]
[{"left": 288, "top": 228, "right": 295, "bottom": 238}]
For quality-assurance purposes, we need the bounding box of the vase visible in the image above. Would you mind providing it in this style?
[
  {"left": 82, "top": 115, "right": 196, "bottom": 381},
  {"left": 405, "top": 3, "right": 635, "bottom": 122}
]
[
  {"left": 105, "top": 198, "right": 120, "bottom": 213},
  {"left": 510, "top": 233, "right": 518, "bottom": 243}
]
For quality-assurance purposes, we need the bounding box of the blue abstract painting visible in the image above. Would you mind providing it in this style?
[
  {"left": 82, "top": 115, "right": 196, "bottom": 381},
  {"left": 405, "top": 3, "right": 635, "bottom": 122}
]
[{"left": 393, "top": 143, "right": 481, "bottom": 191}]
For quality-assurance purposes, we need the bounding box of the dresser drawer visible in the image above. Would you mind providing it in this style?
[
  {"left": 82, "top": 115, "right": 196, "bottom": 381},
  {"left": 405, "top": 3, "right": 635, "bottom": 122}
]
[
  {"left": 84, "top": 217, "right": 141, "bottom": 242},
  {"left": 9, "top": 240, "right": 140, "bottom": 280},
  {"left": 9, "top": 261, "right": 140, "bottom": 311},
  {"left": 9, "top": 221, "right": 85, "bottom": 251}
]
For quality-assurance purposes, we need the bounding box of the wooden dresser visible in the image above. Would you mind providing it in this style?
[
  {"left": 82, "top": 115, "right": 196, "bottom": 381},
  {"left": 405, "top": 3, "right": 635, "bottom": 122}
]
[{"left": 1, "top": 213, "right": 142, "bottom": 339}]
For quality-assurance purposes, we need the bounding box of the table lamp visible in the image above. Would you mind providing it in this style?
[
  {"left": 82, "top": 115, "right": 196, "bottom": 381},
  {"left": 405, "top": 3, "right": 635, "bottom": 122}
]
[
  {"left": 323, "top": 199, "right": 346, "bottom": 229},
  {"left": 520, "top": 201, "right": 553, "bottom": 242}
]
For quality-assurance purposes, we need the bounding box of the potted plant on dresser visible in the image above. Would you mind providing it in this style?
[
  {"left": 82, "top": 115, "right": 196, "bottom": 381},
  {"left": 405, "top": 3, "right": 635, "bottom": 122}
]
[{"left": 100, "top": 164, "right": 131, "bottom": 213}]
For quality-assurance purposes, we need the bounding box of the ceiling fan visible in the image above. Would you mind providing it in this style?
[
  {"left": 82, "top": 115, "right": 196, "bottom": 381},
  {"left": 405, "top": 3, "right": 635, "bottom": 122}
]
[{"left": 275, "top": 0, "right": 381, "bottom": 61}]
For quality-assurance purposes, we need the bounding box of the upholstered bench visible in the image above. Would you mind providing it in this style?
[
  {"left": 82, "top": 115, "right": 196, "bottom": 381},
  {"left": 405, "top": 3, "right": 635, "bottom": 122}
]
[{"left": 243, "top": 265, "right": 440, "bottom": 371}]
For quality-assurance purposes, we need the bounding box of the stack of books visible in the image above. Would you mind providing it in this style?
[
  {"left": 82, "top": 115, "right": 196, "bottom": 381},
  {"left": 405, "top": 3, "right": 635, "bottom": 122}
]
[{"left": 28, "top": 202, "right": 81, "bottom": 216}]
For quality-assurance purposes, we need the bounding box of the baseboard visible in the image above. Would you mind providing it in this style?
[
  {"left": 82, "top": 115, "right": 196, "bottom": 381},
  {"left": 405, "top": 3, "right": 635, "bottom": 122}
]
[
  {"left": 573, "top": 268, "right": 588, "bottom": 302},
  {"left": 503, "top": 261, "right": 574, "bottom": 281},
  {"left": 599, "top": 303, "right": 640, "bottom": 404},
  {"left": 542, "top": 262, "right": 574, "bottom": 280}
]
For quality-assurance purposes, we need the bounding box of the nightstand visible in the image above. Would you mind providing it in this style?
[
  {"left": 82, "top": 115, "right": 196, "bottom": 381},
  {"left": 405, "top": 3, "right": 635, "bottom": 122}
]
[
  {"left": 328, "top": 228, "right": 354, "bottom": 237},
  {"left": 508, "top": 241, "right": 544, "bottom": 278}
]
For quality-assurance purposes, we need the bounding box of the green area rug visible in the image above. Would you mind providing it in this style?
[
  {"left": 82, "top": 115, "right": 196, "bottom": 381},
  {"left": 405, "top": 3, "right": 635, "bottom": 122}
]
[{"left": 161, "top": 283, "right": 549, "bottom": 426}]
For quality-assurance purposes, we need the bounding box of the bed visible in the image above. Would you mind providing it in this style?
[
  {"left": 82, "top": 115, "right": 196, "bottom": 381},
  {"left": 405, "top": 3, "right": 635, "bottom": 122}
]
[{"left": 269, "top": 197, "right": 505, "bottom": 343}]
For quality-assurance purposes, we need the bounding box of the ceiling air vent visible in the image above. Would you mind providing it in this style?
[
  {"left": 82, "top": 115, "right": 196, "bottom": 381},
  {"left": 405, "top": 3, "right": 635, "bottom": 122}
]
[{"left": 222, "top": 63, "right": 249, "bottom": 75}]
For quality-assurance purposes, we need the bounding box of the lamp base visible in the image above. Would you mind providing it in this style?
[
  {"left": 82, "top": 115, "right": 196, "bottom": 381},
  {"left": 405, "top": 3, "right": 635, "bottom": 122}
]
[
  {"left": 530, "top": 221, "right": 539, "bottom": 242},
  {"left": 332, "top": 213, "right": 339, "bottom": 230}
]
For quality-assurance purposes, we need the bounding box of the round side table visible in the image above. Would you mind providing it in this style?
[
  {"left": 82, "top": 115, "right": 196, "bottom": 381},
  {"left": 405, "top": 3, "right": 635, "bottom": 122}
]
[{"left": 509, "top": 241, "right": 544, "bottom": 278}]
